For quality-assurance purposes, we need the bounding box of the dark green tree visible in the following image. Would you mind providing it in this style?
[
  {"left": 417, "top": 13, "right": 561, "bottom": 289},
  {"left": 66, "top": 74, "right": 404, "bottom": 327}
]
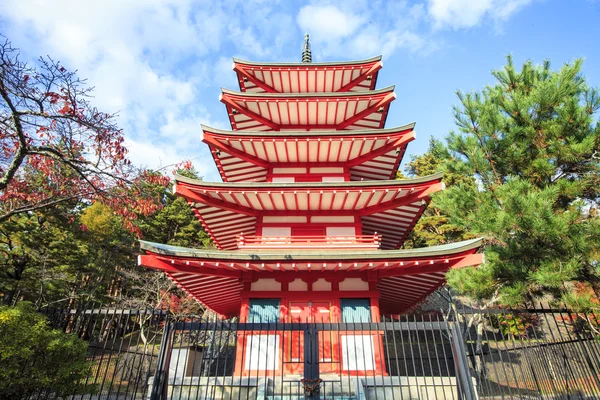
[
  {"left": 437, "top": 56, "right": 600, "bottom": 309},
  {"left": 116, "top": 166, "right": 209, "bottom": 312},
  {"left": 0, "top": 206, "right": 88, "bottom": 306},
  {"left": 0, "top": 167, "right": 211, "bottom": 307},
  {"left": 137, "top": 166, "right": 211, "bottom": 248}
]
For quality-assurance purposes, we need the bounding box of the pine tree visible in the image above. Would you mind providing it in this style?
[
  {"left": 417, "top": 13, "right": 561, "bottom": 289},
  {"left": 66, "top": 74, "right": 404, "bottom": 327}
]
[
  {"left": 437, "top": 56, "right": 600, "bottom": 309},
  {"left": 403, "top": 138, "right": 476, "bottom": 248}
]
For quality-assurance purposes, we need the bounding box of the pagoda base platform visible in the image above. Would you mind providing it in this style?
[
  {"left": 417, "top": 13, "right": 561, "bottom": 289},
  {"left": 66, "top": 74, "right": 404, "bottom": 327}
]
[{"left": 147, "top": 375, "right": 473, "bottom": 399}]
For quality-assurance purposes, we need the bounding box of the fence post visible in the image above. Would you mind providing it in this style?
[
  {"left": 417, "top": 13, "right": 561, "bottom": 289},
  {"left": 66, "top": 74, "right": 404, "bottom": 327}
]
[
  {"left": 302, "top": 324, "right": 321, "bottom": 398},
  {"left": 450, "top": 322, "right": 478, "bottom": 400},
  {"left": 149, "top": 319, "right": 174, "bottom": 400}
]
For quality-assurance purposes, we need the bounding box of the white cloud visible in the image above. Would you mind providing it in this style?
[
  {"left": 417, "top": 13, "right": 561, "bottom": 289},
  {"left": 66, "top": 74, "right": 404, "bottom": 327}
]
[
  {"left": 0, "top": 0, "right": 276, "bottom": 181},
  {"left": 297, "top": 5, "right": 365, "bottom": 40},
  {"left": 427, "top": 0, "right": 534, "bottom": 30},
  {"left": 0, "top": 0, "right": 534, "bottom": 183},
  {"left": 293, "top": 1, "right": 437, "bottom": 60}
]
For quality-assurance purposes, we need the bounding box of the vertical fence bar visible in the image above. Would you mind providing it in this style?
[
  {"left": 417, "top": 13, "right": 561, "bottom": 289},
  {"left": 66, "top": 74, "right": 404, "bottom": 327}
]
[
  {"left": 87, "top": 307, "right": 117, "bottom": 397},
  {"left": 450, "top": 321, "right": 477, "bottom": 400},
  {"left": 131, "top": 308, "right": 160, "bottom": 399},
  {"left": 123, "top": 307, "right": 151, "bottom": 400},
  {"left": 195, "top": 315, "right": 206, "bottom": 400},
  {"left": 106, "top": 309, "right": 135, "bottom": 398},
  {"left": 382, "top": 316, "right": 397, "bottom": 400},
  {"left": 412, "top": 314, "right": 429, "bottom": 400},
  {"left": 97, "top": 307, "right": 128, "bottom": 398},
  {"left": 191, "top": 314, "right": 205, "bottom": 399},
  {"left": 558, "top": 302, "right": 600, "bottom": 396},
  {"left": 184, "top": 316, "right": 198, "bottom": 400},
  {"left": 391, "top": 316, "right": 406, "bottom": 400},
  {"left": 364, "top": 317, "right": 376, "bottom": 400},
  {"left": 529, "top": 305, "right": 564, "bottom": 396},
  {"left": 484, "top": 308, "right": 521, "bottom": 398},
  {"left": 172, "top": 321, "right": 184, "bottom": 400},
  {"left": 149, "top": 318, "right": 173, "bottom": 400},
  {"left": 427, "top": 314, "right": 449, "bottom": 400},
  {"left": 207, "top": 314, "right": 219, "bottom": 400}
]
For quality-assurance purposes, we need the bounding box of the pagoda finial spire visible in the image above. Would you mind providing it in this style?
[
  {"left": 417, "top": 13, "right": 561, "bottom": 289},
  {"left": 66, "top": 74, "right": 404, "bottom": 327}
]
[{"left": 302, "top": 33, "right": 312, "bottom": 63}]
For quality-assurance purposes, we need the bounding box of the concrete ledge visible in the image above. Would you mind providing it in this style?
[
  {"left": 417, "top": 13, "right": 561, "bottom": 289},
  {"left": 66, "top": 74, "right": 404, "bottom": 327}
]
[
  {"left": 147, "top": 375, "right": 475, "bottom": 400},
  {"left": 147, "top": 376, "right": 266, "bottom": 400}
]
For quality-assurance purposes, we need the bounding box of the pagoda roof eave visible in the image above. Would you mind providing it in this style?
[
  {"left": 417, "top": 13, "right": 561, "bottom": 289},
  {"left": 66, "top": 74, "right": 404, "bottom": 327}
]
[
  {"left": 221, "top": 85, "right": 394, "bottom": 99},
  {"left": 202, "top": 123, "right": 416, "bottom": 182},
  {"left": 174, "top": 172, "right": 443, "bottom": 189},
  {"left": 140, "top": 237, "right": 484, "bottom": 261},
  {"left": 233, "top": 56, "right": 383, "bottom": 93},
  {"left": 232, "top": 56, "right": 382, "bottom": 67},
  {"left": 174, "top": 173, "right": 443, "bottom": 250},
  {"left": 138, "top": 238, "right": 484, "bottom": 317},
  {"left": 221, "top": 86, "right": 395, "bottom": 131},
  {"left": 201, "top": 123, "right": 416, "bottom": 138}
]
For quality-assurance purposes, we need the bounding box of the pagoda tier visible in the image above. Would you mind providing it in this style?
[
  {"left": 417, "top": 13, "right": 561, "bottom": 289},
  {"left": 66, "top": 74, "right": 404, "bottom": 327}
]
[
  {"left": 139, "top": 238, "right": 484, "bottom": 316},
  {"left": 220, "top": 87, "right": 395, "bottom": 131},
  {"left": 139, "top": 43, "right": 484, "bottom": 334},
  {"left": 233, "top": 56, "right": 382, "bottom": 93},
  {"left": 174, "top": 174, "right": 444, "bottom": 250},
  {"left": 202, "top": 124, "right": 415, "bottom": 182}
]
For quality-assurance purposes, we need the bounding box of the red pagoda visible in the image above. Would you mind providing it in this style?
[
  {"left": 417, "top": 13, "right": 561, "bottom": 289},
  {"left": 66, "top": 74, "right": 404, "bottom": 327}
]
[{"left": 139, "top": 35, "right": 483, "bottom": 377}]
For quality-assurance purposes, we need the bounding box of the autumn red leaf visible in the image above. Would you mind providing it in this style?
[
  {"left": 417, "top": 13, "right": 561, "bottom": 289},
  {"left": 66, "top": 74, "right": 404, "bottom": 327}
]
[{"left": 0, "top": 39, "right": 173, "bottom": 234}]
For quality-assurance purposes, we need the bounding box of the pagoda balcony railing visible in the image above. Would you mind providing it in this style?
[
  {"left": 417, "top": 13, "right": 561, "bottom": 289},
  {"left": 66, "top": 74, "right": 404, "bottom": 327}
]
[{"left": 237, "top": 234, "right": 382, "bottom": 249}]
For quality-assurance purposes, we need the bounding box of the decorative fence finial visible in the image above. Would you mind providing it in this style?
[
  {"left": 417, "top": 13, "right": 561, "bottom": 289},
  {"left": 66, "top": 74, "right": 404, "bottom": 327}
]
[{"left": 302, "top": 33, "right": 312, "bottom": 63}]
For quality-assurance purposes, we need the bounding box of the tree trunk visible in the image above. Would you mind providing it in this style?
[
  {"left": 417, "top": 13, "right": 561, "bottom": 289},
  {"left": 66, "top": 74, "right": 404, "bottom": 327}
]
[{"left": 475, "top": 315, "right": 486, "bottom": 379}]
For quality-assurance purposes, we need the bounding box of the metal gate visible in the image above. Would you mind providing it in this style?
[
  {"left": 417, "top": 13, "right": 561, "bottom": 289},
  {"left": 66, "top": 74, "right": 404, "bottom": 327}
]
[{"left": 149, "top": 316, "right": 474, "bottom": 400}]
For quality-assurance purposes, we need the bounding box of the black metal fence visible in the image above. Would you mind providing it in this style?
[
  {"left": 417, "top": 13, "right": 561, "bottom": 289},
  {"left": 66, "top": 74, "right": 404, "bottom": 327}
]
[
  {"left": 35, "top": 303, "right": 600, "bottom": 399},
  {"left": 40, "top": 307, "right": 170, "bottom": 400},
  {"left": 457, "top": 304, "right": 600, "bottom": 399}
]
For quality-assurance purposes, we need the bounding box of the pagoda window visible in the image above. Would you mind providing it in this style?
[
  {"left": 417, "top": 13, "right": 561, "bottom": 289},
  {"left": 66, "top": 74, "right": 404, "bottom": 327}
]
[
  {"left": 294, "top": 176, "right": 323, "bottom": 183},
  {"left": 339, "top": 278, "right": 369, "bottom": 291},
  {"left": 271, "top": 177, "right": 294, "bottom": 183},
  {"left": 326, "top": 226, "right": 356, "bottom": 237},
  {"left": 262, "top": 227, "right": 291, "bottom": 237},
  {"left": 249, "top": 299, "right": 280, "bottom": 323},
  {"left": 340, "top": 298, "right": 371, "bottom": 323},
  {"left": 321, "top": 176, "right": 345, "bottom": 182},
  {"left": 291, "top": 227, "right": 325, "bottom": 237}
]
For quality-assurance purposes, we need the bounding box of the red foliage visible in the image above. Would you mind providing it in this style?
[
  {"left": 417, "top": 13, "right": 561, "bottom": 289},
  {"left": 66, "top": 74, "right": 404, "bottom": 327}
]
[
  {"left": 172, "top": 160, "right": 193, "bottom": 175},
  {"left": 0, "top": 40, "right": 173, "bottom": 231},
  {"left": 158, "top": 290, "right": 202, "bottom": 317},
  {"left": 557, "top": 282, "right": 600, "bottom": 334},
  {"left": 573, "top": 282, "right": 600, "bottom": 305}
]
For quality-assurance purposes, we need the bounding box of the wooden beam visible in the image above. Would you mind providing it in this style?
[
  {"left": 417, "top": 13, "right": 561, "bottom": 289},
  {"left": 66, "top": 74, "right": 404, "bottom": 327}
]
[
  {"left": 175, "top": 184, "right": 259, "bottom": 217},
  {"left": 234, "top": 64, "right": 278, "bottom": 93},
  {"left": 338, "top": 93, "right": 395, "bottom": 129},
  {"left": 347, "top": 131, "right": 415, "bottom": 167},
  {"left": 203, "top": 135, "right": 269, "bottom": 168},
  {"left": 336, "top": 61, "right": 383, "bottom": 92},
  {"left": 358, "top": 182, "right": 444, "bottom": 216},
  {"left": 138, "top": 255, "right": 242, "bottom": 278},
  {"left": 220, "top": 94, "right": 279, "bottom": 130}
]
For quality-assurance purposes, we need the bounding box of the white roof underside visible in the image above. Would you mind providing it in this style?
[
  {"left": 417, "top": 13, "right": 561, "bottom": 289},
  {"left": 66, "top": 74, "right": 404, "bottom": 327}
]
[
  {"left": 203, "top": 125, "right": 415, "bottom": 182},
  {"left": 220, "top": 87, "right": 395, "bottom": 131},
  {"left": 233, "top": 56, "right": 382, "bottom": 93},
  {"left": 180, "top": 178, "right": 441, "bottom": 250}
]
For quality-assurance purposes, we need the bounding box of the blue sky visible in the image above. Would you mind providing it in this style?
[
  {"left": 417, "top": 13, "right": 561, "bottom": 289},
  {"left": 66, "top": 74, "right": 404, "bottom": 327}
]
[{"left": 1, "top": 0, "right": 599, "bottom": 181}]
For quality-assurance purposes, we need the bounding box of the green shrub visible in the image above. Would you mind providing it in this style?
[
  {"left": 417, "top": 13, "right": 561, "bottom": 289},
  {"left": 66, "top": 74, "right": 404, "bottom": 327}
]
[
  {"left": 0, "top": 303, "right": 92, "bottom": 400},
  {"left": 489, "top": 311, "right": 539, "bottom": 339}
]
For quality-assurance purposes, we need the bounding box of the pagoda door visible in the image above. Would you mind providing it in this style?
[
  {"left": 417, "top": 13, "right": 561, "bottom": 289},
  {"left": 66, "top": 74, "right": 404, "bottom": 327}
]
[{"left": 288, "top": 301, "right": 337, "bottom": 374}]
